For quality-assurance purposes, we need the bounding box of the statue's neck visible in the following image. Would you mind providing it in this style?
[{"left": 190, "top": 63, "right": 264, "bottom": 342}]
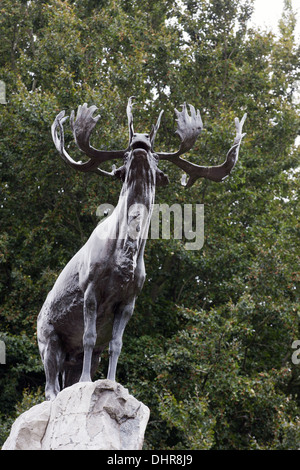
[
  {"left": 111, "top": 170, "right": 156, "bottom": 284},
  {"left": 116, "top": 167, "right": 156, "bottom": 244}
]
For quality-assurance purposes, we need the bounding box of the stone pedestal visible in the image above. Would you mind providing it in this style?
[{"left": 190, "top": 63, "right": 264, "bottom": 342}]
[{"left": 2, "top": 380, "right": 150, "bottom": 450}]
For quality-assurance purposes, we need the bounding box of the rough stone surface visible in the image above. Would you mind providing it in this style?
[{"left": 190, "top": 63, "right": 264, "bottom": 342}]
[
  {"left": 1, "top": 401, "right": 51, "bottom": 450},
  {"left": 2, "top": 380, "right": 150, "bottom": 450}
]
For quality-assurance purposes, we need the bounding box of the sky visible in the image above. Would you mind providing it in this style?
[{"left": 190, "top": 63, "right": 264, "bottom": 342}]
[{"left": 250, "top": 0, "right": 300, "bottom": 41}]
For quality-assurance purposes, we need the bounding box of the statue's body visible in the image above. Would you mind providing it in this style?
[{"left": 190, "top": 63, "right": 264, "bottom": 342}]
[{"left": 37, "top": 97, "right": 246, "bottom": 400}]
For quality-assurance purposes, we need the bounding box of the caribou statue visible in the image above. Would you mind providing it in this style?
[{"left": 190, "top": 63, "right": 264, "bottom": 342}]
[{"left": 37, "top": 97, "right": 246, "bottom": 400}]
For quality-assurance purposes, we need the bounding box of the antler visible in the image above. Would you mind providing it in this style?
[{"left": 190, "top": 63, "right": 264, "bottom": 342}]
[
  {"left": 51, "top": 104, "right": 127, "bottom": 176},
  {"left": 157, "top": 103, "right": 246, "bottom": 188},
  {"left": 126, "top": 95, "right": 164, "bottom": 150},
  {"left": 150, "top": 109, "right": 164, "bottom": 150},
  {"left": 158, "top": 103, "right": 204, "bottom": 159},
  {"left": 70, "top": 103, "right": 126, "bottom": 162},
  {"left": 127, "top": 96, "right": 136, "bottom": 145}
]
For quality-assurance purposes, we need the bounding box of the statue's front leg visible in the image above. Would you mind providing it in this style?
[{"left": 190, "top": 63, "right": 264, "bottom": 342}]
[
  {"left": 107, "top": 299, "right": 135, "bottom": 382},
  {"left": 80, "top": 286, "right": 98, "bottom": 383}
]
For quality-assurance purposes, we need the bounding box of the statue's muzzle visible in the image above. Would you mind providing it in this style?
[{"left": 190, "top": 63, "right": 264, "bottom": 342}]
[{"left": 132, "top": 148, "right": 148, "bottom": 158}]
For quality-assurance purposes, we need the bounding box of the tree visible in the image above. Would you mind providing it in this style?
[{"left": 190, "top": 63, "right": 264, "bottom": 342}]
[{"left": 0, "top": 0, "right": 299, "bottom": 449}]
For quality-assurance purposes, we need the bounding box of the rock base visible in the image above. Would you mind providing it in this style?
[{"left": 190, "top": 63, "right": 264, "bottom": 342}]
[{"left": 2, "top": 380, "right": 150, "bottom": 450}]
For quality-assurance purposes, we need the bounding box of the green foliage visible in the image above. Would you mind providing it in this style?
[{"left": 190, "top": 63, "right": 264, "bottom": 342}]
[
  {"left": 0, "top": 0, "right": 299, "bottom": 449},
  {"left": 150, "top": 306, "right": 300, "bottom": 449},
  {"left": 158, "top": 390, "right": 215, "bottom": 450},
  {"left": 0, "top": 386, "right": 44, "bottom": 446}
]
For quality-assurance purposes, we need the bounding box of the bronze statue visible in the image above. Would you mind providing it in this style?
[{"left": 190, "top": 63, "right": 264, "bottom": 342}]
[{"left": 37, "top": 97, "right": 246, "bottom": 400}]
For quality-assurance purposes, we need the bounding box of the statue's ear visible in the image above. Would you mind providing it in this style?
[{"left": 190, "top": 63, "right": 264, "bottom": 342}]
[{"left": 156, "top": 168, "right": 169, "bottom": 186}]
